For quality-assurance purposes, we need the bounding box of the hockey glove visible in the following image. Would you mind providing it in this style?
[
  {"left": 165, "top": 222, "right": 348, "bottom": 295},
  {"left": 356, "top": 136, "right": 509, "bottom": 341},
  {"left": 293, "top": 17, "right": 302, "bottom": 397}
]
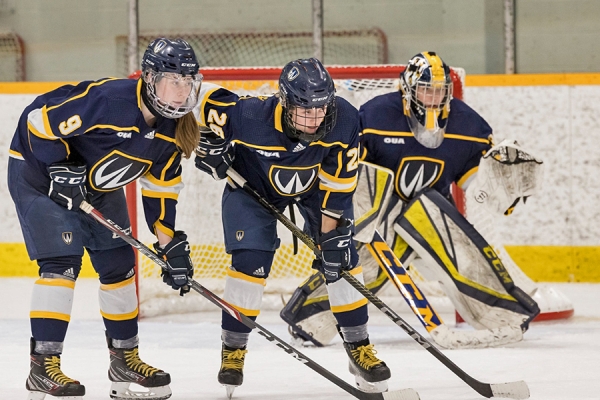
[
  {"left": 194, "top": 134, "right": 234, "bottom": 180},
  {"left": 47, "top": 162, "right": 88, "bottom": 211},
  {"left": 316, "top": 218, "right": 353, "bottom": 283},
  {"left": 154, "top": 231, "right": 194, "bottom": 295}
]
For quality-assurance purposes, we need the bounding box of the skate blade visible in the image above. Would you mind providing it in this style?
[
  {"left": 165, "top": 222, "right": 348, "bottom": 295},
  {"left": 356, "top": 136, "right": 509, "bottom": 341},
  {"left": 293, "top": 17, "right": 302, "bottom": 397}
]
[
  {"left": 224, "top": 384, "right": 237, "bottom": 399},
  {"left": 109, "top": 382, "right": 172, "bottom": 400},
  {"left": 27, "top": 392, "right": 83, "bottom": 400},
  {"left": 355, "top": 375, "right": 389, "bottom": 393}
]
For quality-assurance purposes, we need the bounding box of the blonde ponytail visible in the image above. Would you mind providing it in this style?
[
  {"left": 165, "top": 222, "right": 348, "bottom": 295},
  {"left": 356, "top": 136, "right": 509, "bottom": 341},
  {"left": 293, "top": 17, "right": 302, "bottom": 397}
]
[{"left": 175, "top": 112, "right": 201, "bottom": 159}]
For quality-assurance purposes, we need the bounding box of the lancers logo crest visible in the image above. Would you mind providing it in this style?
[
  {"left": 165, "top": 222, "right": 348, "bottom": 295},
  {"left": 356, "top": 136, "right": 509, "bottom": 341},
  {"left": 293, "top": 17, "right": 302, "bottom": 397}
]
[
  {"left": 236, "top": 231, "right": 244, "bottom": 241},
  {"left": 395, "top": 157, "right": 444, "bottom": 201},
  {"left": 89, "top": 150, "right": 152, "bottom": 191},
  {"left": 269, "top": 164, "right": 320, "bottom": 196},
  {"left": 62, "top": 232, "right": 73, "bottom": 245}
]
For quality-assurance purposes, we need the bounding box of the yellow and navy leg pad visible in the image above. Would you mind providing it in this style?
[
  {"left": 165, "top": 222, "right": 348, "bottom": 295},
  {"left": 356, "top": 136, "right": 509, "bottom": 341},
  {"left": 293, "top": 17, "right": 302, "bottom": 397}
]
[
  {"left": 30, "top": 276, "right": 76, "bottom": 342},
  {"left": 222, "top": 267, "right": 267, "bottom": 333},
  {"left": 395, "top": 188, "right": 540, "bottom": 327},
  {"left": 99, "top": 276, "right": 139, "bottom": 340}
]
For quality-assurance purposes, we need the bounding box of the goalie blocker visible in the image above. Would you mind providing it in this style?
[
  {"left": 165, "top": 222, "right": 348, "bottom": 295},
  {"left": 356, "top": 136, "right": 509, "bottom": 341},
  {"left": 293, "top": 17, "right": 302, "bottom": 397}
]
[{"left": 281, "top": 162, "right": 540, "bottom": 347}]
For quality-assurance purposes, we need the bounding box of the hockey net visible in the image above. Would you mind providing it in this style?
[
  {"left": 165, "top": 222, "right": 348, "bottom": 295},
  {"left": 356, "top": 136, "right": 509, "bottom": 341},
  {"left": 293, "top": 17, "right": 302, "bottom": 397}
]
[
  {"left": 116, "top": 29, "right": 388, "bottom": 77},
  {"left": 132, "top": 65, "right": 573, "bottom": 323},
  {"left": 0, "top": 32, "right": 25, "bottom": 81}
]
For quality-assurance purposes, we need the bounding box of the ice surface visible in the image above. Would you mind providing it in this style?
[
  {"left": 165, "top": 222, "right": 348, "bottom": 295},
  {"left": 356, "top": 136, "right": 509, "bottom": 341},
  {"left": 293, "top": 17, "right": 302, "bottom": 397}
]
[{"left": 1, "top": 278, "right": 598, "bottom": 400}]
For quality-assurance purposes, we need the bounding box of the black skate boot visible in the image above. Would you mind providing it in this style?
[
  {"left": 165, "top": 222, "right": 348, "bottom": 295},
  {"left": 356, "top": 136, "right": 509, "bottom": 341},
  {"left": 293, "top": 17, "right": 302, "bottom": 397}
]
[
  {"left": 26, "top": 338, "right": 85, "bottom": 400},
  {"left": 218, "top": 343, "right": 248, "bottom": 399},
  {"left": 107, "top": 334, "right": 171, "bottom": 400},
  {"left": 344, "top": 338, "right": 391, "bottom": 393}
]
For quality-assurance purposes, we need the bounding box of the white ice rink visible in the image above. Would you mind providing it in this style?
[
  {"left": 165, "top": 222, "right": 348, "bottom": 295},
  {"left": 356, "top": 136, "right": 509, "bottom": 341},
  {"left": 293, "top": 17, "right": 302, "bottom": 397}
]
[{"left": 1, "top": 278, "right": 598, "bottom": 400}]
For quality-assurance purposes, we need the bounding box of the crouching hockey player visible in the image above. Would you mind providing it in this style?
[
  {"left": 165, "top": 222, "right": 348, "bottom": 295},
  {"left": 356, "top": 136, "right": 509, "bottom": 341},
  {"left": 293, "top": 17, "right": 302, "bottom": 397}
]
[
  {"left": 8, "top": 38, "right": 202, "bottom": 399},
  {"left": 281, "top": 51, "right": 543, "bottom": 349},
  {"left": 193, "top": 58, "right": 391, "bottom": 396}
]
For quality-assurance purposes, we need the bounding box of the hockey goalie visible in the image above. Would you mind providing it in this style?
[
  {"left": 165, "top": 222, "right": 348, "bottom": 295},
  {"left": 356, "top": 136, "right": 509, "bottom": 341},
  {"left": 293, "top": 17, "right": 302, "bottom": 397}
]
[{"left": 281, "top": 144, "right": 545, "bottom": 349}]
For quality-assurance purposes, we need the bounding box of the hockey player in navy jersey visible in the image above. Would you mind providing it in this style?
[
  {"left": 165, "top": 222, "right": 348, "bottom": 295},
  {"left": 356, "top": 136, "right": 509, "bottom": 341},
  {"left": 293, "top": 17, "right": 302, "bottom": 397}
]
[
  {"left": 281, "top": 52, "right": 542, "bottom": 348},
  {"left": 194, "top": 58, "right": 391, "bottom": 395},
  {"left": 8, "top": 38, "right": 202, "bottom": 400}
]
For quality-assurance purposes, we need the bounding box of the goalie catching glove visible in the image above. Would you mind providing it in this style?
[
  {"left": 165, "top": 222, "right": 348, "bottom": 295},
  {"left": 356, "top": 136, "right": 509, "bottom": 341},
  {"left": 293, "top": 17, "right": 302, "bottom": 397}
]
[
  {"left": 47, "top": 162, "right": 88, "bottom": 211},
  {"left": 194, "top": 134, "right": 234, "bottom": 180},
  {"left": 154, "top": 231, "right": 194, "bottom": 295},
  {"left": 315, "top": 218, "right": 353, "bottom": 283}
]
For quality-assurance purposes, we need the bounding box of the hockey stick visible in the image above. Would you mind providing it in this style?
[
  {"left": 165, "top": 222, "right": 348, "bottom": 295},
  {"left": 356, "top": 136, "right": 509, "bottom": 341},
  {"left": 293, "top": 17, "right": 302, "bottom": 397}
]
[
  {"left": 78, "top": 200, "right": 419, "bottom": 400},
  {"left": 365, "top": 230, "right": 524, "bottom": 350},
  {"left": 225, "top": 168, "right": 530, "bottom": 400}
]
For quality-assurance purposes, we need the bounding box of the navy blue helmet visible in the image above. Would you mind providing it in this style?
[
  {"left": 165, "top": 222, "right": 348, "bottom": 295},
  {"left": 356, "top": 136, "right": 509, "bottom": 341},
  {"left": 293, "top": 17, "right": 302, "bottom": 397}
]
[
  {"left": 399, "top": 51, "right": 453, "bottom": 148},
  {"left": 141, "top": 38, "right": 202, "bottom": 119},
  {"left": 278, "top": 58, "right": 337, "bottom": 142}
]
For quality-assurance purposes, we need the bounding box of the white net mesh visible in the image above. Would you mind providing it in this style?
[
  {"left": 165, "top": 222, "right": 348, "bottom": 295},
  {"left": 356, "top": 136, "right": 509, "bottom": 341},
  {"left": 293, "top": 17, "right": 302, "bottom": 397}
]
[
  {"left": 117, "top": 29, "right": 388, "bottom": 77},
  {"left": 0, "top": 32, "right": 25, "bottom": 81}
]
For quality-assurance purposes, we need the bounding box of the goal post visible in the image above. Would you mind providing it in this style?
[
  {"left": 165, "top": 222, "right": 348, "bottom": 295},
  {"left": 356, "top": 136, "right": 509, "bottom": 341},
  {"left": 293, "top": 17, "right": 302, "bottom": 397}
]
[{"left": 128, "top": 65, "right": 573, "bottom": 324}]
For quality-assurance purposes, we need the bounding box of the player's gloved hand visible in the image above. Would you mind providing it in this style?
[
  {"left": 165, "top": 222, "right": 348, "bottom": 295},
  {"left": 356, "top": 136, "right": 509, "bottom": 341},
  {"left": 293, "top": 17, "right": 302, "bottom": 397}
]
[
  {"left": 316, "top": 218, "right": 353, "bottom": 283},
  {"left": 194, "top": 134, "right": 234, "bottom": 180},
  {"left": 47, "top": 162, "right": 88, "bottom": 211},
  {"left": 154, "top": 231, "right": 194, "bottom": 295}
]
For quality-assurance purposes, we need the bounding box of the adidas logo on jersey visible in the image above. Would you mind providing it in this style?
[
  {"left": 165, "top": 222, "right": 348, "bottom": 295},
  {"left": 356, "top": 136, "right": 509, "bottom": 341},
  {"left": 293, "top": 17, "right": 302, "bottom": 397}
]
[
  {"left": 125, "top": 268, "right": 135, "bottom": 279},
  {"left": 292, "top": 143, "right": 306, "bottom": 152},
  {"left": 253, "top": 266, "right": 265, "bottom": 276},
  {"left": 63, "top": 268, "right": 75, "bottom": 279},
  {"left": 144, "top": 130, "right": 155, "bottom": 139}
]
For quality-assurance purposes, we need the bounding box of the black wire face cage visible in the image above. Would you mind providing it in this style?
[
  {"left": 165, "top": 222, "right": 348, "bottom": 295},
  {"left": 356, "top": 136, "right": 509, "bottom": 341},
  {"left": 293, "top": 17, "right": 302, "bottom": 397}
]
[
  {"left": 282, "top": 99, "right": 338, "bottom": 143},
  {"left": 143, "top": 70, "right": 203, "bottom": 119}
]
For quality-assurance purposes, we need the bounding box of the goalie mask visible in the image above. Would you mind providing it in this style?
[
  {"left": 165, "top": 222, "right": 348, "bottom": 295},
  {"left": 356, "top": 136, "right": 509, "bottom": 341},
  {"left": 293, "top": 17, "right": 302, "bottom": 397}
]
[
  {"left": 141, "top": 38, "right": 203, "bottom": 119},
  {"left": 279, "top": 58, "right": 337, "bottom": 143},
  {"left": 400, "top": 52, "right": 453, "bottom": 149}
]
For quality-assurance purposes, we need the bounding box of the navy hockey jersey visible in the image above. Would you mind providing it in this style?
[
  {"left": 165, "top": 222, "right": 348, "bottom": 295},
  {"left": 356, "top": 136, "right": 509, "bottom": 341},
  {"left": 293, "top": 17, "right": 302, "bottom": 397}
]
[
  {"left": 359, "top": 91, "right": 493, "bottom": 201},
  {"left": 9, "top": 78, "right": 184, "bottom": 237},
  {"left": 194, "top": 83, "right": 359, "bottom": 211}
]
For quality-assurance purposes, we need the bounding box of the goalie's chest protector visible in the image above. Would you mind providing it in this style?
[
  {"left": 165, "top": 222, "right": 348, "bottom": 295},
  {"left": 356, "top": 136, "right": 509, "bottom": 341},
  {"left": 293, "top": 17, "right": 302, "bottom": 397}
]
[{"left": 359, "top": 93, "right": 492, "bottom": 201}]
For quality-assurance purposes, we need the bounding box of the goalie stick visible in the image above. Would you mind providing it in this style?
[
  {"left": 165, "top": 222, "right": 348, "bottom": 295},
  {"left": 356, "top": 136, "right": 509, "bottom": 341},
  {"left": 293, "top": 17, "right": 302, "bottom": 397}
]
[
  {"left": 225, "top": 168, "right": 530, "bottom": 400},
  {"left": 78, "top": 200, "right": 419, "bottom": 400},
  {"left": 365, "top": 230, "right": 524, "bottom": 349}
]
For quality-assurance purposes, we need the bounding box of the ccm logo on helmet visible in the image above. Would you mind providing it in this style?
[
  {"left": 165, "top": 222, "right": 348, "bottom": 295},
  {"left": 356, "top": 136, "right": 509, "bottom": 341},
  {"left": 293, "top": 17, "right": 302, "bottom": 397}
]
[
  {"left": 312, "top": 96, "right": 328, "bottom": 102},
  {"left": 181, "top": 63, "right": 197, "bottom": 67}
]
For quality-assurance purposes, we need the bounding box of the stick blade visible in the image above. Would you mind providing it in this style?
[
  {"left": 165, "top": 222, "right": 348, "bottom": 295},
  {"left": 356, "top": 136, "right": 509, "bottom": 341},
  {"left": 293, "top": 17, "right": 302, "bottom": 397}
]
[
  {"left": 490, "top": 381, "right": 530, "bottom": 399},
  {"left": 382, "top": 388, "right": 420, "bottom": 400}
]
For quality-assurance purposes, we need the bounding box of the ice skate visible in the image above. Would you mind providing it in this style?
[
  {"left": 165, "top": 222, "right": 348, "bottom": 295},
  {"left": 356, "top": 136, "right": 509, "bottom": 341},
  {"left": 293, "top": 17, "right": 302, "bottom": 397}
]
[
  {"left": 344, "top": 338, "right": 391, "bottom": 393},
  {"left": 107, "top": 336, "right": 171, "bottom": 400},
  {"left": 26, "top": 352, "right": 85, "bottom": 400},
  {"left": 218, "top": 344, "right": 248, "bottom": 399}
]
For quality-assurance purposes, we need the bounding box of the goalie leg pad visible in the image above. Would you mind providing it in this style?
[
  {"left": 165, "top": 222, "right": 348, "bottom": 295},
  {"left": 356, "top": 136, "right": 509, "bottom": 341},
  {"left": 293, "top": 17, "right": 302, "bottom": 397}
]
[
  {"left": 280, "top": 271, "right": 338, "bottom": 347},
  {"left": 395, "top": 189, "right": 539, "bottom": 330}
]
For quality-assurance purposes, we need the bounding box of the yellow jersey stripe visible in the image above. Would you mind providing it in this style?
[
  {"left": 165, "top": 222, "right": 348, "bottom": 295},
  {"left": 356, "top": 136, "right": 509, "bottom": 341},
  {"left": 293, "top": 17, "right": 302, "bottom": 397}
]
[
  {"left": 227, "top": 269, "right": 267, "bottom": 286},
  {"left": 35, "top": 278, "right": 76, "bottom": 289},
  {"left": 30, "top": 311, "right": 71, "bottom": 322},
  {"left": 100, "top": 309, "right": 139, "bottom": 321},
  {"left": 100, "top": 276, "right": 136, "bottom": 291},
  {"left": 331, "top": 298, "right": 368, "bottom": 313},
  {"left": 141, "top": 189, "right": 179, "bottom": 200},
  {"left": 46, "top": 78, "right": 119, "bottom": 112}
]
